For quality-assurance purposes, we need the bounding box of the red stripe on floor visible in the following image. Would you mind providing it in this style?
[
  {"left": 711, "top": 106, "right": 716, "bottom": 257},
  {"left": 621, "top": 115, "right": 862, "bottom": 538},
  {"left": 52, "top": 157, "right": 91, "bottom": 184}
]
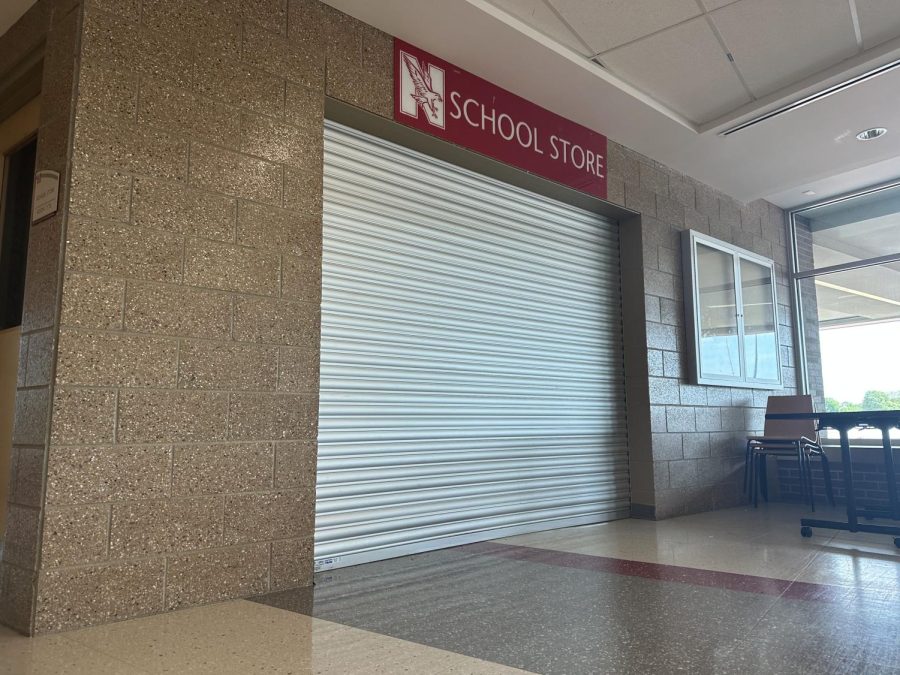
[{"left": 462, "top": 541, "right": 852, "bottom": 602}]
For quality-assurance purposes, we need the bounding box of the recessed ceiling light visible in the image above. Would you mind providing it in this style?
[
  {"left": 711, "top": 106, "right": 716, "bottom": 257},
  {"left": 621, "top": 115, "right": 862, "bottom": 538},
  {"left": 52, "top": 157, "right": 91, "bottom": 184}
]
[
  {"left": 856, "top": 127, "right": 887, "bottom": 141},
  {"left": 802, "top": 190, "right": 816, "bottom": 196}
]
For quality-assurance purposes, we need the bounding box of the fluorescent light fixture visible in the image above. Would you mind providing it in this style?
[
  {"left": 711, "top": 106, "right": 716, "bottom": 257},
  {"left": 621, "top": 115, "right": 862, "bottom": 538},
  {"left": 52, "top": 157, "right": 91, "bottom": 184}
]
[{"left": 815, "top": 279, "right": 900, "bottom": 307}]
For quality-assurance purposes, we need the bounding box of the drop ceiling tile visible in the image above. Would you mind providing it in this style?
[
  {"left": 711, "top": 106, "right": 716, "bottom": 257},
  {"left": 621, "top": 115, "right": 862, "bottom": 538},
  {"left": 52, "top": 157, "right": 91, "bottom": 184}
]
[
  {"left": 856, "top": 0, "right": 900, "bottom": 50},
  {"left": 548, "top": 0, "right": 702, "bottom": 54},
  {"left": 486, "top": 0, "right": 592, "bottom": 55},
  {"left": 710, "top": 0, "right": 858, "bottom": 98},
  {"left": 601, "top": 17, "right": 752, "bottom": 124}
]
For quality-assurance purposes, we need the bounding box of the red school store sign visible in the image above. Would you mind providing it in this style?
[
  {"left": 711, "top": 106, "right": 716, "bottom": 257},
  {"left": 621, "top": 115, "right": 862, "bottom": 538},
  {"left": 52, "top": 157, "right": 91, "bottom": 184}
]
[{"left": 393, "top": 39, "right": 607, "bottom": 200}]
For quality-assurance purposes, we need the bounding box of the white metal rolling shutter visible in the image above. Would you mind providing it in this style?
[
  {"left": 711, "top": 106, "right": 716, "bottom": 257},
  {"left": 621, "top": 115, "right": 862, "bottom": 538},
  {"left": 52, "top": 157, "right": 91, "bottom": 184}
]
[{"left": 315, "top": 121, "right": 629, "bottom": 570}]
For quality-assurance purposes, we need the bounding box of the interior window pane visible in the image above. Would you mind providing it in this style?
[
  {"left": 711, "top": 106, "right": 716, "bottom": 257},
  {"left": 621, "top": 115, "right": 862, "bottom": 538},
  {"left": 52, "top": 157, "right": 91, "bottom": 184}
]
[
  {"left": 696, "top": 243, "right": 741, "bottom": 379},
  {"left": 795, "top": 183, "right": 900, "bottom": 272},
  {"left": 740, "top": 258, "right": 778, "bottom": 381},
  {"left": 801, "top": 263, "right": 900, "bottom": 437}
]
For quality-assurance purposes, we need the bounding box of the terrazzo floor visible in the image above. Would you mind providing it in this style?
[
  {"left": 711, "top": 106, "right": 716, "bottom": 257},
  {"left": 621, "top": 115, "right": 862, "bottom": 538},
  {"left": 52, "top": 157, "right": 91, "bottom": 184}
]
[{"left": 3, "top": 503, "right": 900, "bottom": 673}]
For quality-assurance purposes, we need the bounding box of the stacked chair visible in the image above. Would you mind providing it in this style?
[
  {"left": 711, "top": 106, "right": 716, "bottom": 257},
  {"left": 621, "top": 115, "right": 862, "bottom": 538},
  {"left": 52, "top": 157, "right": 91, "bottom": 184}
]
[{"left": 745, "top": 394, "right": 835, "bottom": 510}]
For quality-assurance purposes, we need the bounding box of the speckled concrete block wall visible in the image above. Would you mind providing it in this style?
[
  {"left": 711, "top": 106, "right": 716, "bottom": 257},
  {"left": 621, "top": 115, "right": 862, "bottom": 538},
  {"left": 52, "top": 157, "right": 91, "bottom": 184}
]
[
  {"left": 604, "top": 144, "right": 797, "bottom": 519},
  {"left": 1, "top": 0, "right": 798, "bottom": 633},
  {"left": 36, "top": 0, "right": 391, "bottom": 633},
  {"left": 0, "top": 0, "right": 82, "bottom": 635},
  {"left": 0, "top": 0, "right": 391, "bottom": 635}
]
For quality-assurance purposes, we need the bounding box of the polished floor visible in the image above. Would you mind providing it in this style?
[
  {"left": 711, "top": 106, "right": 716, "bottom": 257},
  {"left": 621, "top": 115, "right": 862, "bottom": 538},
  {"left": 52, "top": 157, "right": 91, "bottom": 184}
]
[{"left": 3, "top": 503, "right": 900, "bottom": 674}]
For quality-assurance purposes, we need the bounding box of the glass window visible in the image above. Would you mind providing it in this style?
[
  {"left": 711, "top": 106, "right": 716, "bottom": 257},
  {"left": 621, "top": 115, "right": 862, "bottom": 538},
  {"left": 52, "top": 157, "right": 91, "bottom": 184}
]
[
  {"left": 792, "top": 180, "right": 900, "bottom": 440},
  {"left": 800, "top": 264, "right": 900, "bottom": 412},
  {"left": 740, "top": 258, "right": 779, "bottom": 382},
  {"left": 683, "top": 231, "right": 782, "bottom": 387},
  {"left": 794, "top": 182, "right": 900, "bottom": 272},
  {"left": 696, "top": 243, "right": 741, "bottom": 379}
]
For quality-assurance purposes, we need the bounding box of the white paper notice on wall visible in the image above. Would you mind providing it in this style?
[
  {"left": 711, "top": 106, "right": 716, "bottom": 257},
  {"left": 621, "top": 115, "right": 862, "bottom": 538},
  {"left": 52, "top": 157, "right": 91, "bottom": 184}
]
[{"left": 31, "top": 170, "right": 60, "bottom": 224}]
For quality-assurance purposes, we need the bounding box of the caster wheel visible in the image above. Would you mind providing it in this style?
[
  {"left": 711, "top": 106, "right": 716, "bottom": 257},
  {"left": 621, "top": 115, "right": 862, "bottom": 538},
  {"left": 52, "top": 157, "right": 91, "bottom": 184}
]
[
  {"left": 801, "top": 526, "right": 813, "bottom": 538},
  {"left": 894, "top": 538, "right": 900, "bottom": 549}
]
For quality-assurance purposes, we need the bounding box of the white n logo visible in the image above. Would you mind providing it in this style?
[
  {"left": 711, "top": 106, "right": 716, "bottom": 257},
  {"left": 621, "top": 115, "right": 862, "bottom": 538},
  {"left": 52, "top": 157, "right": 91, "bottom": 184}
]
[{"left": 399, "top": 51, "right": 445, "bottom": 129}]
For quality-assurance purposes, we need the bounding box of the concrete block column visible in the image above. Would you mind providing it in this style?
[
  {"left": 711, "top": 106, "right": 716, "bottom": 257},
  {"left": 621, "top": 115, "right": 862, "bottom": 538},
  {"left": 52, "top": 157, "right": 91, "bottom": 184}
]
[{"left": 1, "top": 0, "right": 393, "bottom": 634}]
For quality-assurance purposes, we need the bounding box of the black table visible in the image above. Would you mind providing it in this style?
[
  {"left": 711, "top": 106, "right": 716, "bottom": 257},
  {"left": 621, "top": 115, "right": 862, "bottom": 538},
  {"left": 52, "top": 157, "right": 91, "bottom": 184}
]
[{"left": 764, "top": 410, "right": 900, "bottom": 548}]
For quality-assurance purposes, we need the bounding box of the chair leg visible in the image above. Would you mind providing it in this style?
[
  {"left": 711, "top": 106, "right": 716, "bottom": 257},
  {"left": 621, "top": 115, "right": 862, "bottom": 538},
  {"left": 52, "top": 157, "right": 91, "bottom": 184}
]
[
  {"left": 752, "top": 453, "right": 760, "bottom": 508},
  {"left": 744, "top": 442, "right": 752, "bottom": 496},
  {"left": 804, "top": 448, "right": 816, "bottom": 513},
  {"left": 759, "top": 454, "right": 769, "bottom": 502},
  {"left": 749, "top": 450, "right": 756, "bottom": 507},
  {"left": 820, "top": 453, "right": 835, "bottom": 507},
  {"left": 796, "top": 445, "right": 808, "bottom": 510}
]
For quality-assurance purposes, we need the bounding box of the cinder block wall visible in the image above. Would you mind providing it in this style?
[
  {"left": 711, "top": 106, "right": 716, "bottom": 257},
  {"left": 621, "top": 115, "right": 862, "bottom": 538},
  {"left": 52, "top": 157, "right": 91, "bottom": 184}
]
[
  {"left": 604, "top": 146, "right": 798, "bottom": 519},
  {"left": 0, "top": 0, "right": 798, "bottom": 633},
  {"left": 1, "top": 0, "right": 391, "bottom": 634},
  {"left": 778, "top": 460, "right": 900, "bottom": 506},
  {"left": 0, "top": 0, "right": 83, "bottom": 636}
]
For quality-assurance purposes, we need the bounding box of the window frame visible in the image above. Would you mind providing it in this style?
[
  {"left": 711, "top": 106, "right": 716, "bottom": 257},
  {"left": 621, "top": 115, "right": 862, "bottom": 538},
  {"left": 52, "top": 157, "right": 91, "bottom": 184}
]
[{"left": 682, "top": 229, "right": 783, "bottom": 389}]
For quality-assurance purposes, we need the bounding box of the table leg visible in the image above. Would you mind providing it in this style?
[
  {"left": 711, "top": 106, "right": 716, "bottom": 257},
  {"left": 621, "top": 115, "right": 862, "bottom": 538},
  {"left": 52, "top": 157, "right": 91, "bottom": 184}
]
[
  {"left": 840, "top": 427, "right": 858, "bottom": 531},
  {"left": 881, "top": 425, "right": 899, "bottom": 521}
]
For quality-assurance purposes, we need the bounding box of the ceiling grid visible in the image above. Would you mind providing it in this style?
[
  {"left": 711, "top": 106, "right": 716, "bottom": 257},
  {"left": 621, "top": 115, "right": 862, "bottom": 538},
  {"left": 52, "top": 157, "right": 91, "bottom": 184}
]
[
  {"left": 848, "top": 0, "right": 864, "bottom": 50},
  {"left": 491, "top": 0, "right": 896, "bottom": 128}
]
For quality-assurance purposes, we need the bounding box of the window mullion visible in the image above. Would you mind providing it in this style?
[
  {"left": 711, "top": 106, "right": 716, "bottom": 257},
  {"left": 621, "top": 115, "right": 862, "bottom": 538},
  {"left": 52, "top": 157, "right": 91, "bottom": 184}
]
[{"left": 733, "top": 253, "right": 747, "bottom": 382}]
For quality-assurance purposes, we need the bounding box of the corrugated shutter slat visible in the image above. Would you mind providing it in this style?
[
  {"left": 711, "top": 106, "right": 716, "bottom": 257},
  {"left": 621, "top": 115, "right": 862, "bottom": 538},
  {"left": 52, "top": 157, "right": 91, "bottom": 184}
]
[{"left": 315, "top": 122, "right": 629, "bottom": 569}]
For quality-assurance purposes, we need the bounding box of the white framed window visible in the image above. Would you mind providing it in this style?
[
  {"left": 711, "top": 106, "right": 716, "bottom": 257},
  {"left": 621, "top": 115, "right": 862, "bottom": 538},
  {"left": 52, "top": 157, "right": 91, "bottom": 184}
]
[{"left": 682, "top": 230, "right": 783, "bottom": 388}]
